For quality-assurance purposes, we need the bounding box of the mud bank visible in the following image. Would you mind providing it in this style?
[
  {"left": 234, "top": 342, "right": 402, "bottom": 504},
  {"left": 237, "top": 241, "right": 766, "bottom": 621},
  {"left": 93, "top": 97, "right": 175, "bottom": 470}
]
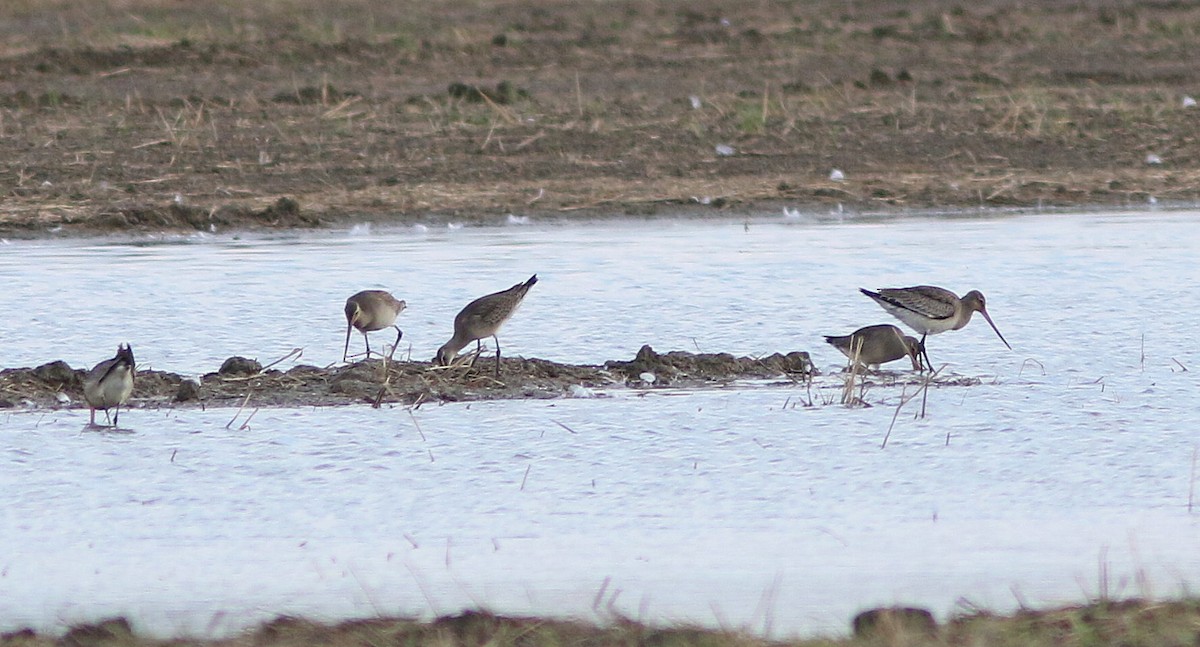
[{"left": 0, "top": 345, "right": 817, "bottom": 411}]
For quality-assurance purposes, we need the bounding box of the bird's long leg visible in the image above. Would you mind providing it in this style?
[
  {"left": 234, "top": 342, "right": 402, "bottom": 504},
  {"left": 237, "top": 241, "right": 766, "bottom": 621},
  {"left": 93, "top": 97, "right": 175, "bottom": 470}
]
[
  {"left": 362, "top": 331, "right": 373, "bottom": 359},
  {"left": 392, "top": 326, "right": 403, "bottom": 357},
  {"left": 493, "top": 335, "right": 502, "bottom": 377},
  {"left": 468, "top": 340, "right": 482, "bottom": 369},
  {"left": 918, "top": 333, "right": 932, "bottom": 373},
  {"left": 89, "top": 408, "right": 96, "bottom": 426},
  {"left": 113, "top": 405, "right": 120, "bottom": 427}
]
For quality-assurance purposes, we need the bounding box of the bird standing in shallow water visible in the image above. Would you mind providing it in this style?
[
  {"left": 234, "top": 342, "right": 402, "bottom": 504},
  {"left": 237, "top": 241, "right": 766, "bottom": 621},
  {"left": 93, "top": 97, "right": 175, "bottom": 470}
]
[
  {"left": 83, "top": 344, "right": 135, "bottom": 426},
  {"left": 435, "top": 274, "right": 538, "bottom": 376},
  {"left": 825, "top": 324, "right": 925, "bottom": 371},
  {"left": 860, "top": 285, "right": 1011, "bottom": 368},
  {"left": 344, "top": 290, "right": 406, "bottom": 362}
]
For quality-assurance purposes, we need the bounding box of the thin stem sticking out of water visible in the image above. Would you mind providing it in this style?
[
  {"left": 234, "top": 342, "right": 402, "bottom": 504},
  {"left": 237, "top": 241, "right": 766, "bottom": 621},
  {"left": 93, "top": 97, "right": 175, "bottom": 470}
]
[
  {"left": 261, "top": 347, "right": 302, "bottom": 372},
  {"left": 1018, "top": 358, "right": 1046, "bottom": 377},
  {"left": 592, "top": 576, "right": 612, "bottom": 613},
  {"left": 226, "top": 391, "right": 253, "bottom": 429},
  {"left": 841, "top": 337, "right": 866, "bottom": 407},
  {"left": 1189, "top": 445, "right": 1197, "bottom": 514},
  {"left": 1140, "top": 333, "right": 1146, "bottom": 372},
  {"left": 408, "top": 409, "right": 427, "bottom": 442},
  {"left": 881, "top": 364, "right": 944, "bottom": 449},
  {"left": 372, "top": 338, "right": 400, "bottom": 408},
  {"left": 551, "top": 420, "right": 579, "bottom": 434}
]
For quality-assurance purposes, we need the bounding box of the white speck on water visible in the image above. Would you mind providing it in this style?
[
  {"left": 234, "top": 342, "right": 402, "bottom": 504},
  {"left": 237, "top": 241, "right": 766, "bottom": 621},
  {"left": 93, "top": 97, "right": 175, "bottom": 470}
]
[
  {"left": 783, "top": 206, "right": 801, "bottom": 219},
  {"left": 55, "top": 392, "right": 70, "bottom": 404},
  {"left": 446, "top": 222, "right": 463, "bottom": 230},
  {"left": 715, "top": 144, "right": 735, "bottom": 157},
  {"left": 829, "top": 168, "right": 846, "bottom": 181},
  {"left": 412, "top": 223, "right": 429, "bottom": 233},
  {"left": 506, "top": 214, "right": 531, "bottom": 225},
  {"left": 348, "top": 222, "right": 372, "bottom": 236}
]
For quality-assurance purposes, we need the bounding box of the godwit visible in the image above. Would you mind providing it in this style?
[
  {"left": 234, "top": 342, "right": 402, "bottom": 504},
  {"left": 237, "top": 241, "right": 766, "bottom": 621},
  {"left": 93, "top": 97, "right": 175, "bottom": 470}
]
[
  {"left": 435, "top": 274, "right": 538, "bottom": 376},
  {"left": 824, "top": 324, "right": 924, "bottom": 371},
  {"left": 83, "top": 344, "right": 135, "bottom": 426},
  {"left": 860, "top": 285, "right": 1011, "bottom": 367},
  {"left": 344, "top": 290, "right": 406, "bottom": 362}
]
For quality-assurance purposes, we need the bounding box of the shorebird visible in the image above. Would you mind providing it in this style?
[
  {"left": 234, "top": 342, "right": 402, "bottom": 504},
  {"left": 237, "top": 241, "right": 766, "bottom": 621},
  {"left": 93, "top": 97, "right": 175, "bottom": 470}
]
[
  {"left": 435, "top": 274, "right": 538, "bottom": 376},
  {"left": 343, "top": 290, "right": 406, "bottom": 362},
  {"left": 83, "top": 344, "right": 135, "bottom": 426},
  {"left": 860, "top": 285, "right": 1011, "bottom": 367},
  {"left": 825, "top": 324, "right": 925, "bottom": 371}
]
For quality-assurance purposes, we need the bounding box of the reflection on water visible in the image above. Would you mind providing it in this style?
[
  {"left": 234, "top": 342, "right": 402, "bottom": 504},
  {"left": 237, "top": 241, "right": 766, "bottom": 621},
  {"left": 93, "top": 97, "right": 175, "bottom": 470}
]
[{"left": 2, "top": 210, "right": 1200, "bottom": 637}]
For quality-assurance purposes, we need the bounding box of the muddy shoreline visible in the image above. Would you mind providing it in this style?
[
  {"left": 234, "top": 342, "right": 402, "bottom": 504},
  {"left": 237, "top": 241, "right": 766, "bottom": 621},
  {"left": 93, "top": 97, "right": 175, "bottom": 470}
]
[{"left": 0, "top": 345, "right": 820, "bottom": 411}]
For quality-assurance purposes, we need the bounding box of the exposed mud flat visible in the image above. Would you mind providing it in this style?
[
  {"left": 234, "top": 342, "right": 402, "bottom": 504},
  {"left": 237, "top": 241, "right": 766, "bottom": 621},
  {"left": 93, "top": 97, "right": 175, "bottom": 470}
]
[
  {"left": 5, "top": 0, "right": 1200, "bottom": 238},
  {"left": 0, "top": 345, "right": 819, "bottom": 411}
]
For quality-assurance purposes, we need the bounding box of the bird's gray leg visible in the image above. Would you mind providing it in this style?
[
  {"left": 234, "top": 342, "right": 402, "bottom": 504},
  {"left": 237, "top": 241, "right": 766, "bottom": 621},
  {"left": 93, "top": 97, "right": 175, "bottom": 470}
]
[
  {"left": 391, "top": 326, "right": 403, "bottom": 359},
  {"left": 493, "top": 335, "right": 502, "bottom": 377},
  {"left": 468, "top": 339, "right": 482, "bottom": 369},
  {"left": 919, "top": 333, "right": 932, "bottom": 373}
]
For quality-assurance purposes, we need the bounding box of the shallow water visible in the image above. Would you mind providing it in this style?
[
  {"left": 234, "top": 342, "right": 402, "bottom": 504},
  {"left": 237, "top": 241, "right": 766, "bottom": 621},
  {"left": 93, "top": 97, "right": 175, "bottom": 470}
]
[{"left": 2, "top": 210, "right": 1200, "bottom": 637}]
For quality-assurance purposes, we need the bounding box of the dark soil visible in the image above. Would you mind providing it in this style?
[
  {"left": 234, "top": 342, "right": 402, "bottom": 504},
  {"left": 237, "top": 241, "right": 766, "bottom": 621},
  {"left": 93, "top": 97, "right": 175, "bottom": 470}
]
[
  {"left": 6, "top": 598, "right": 1200, "bottom": 647},
  {"left": 3, "top": 0, "right": 1200, "bottom": 238},
  {"left": 0, "top": 345, "right": 815, "bottom": 410}
]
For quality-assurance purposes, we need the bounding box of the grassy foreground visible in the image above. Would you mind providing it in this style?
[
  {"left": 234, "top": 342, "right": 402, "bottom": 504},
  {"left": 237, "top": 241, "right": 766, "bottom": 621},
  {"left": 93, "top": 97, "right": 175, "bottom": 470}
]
[{"left": 5, "top": 599, "right": 1200, "bottom": 647}]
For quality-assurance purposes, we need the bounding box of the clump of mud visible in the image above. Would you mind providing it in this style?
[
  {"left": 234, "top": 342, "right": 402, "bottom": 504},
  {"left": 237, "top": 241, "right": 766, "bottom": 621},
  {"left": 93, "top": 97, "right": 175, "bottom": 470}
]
[
  {"left": 605, "top": 344, "right": 814, "bottom": 386},
  {"left": 0, "top": 345, "right": 817, "bottom": 411}
]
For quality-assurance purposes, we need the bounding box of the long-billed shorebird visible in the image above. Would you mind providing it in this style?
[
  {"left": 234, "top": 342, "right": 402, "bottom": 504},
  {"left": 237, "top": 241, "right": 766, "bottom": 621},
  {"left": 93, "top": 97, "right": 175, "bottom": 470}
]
[
  {"left": 825, "top": 324, "right": 924, "bottom": 371},
  {"left": 435, "top": 274, "right": 538, "bottom": 376},
  {"left": 344, "top": 290, "right": 406, "bottom": 362},
  {"left": 83, "top": 344, "right": 135, "bottom": 426},
  {"left": 860, "top": 285, "right": 1011, "bottom": 367}
]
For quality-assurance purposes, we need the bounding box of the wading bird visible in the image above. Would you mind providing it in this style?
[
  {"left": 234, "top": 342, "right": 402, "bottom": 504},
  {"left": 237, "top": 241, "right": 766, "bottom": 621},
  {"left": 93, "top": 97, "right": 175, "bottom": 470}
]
[
  {"left": 343, "top": 290, "right": 406, "bottom": 362},
  {"left": 860, "top": 285, "right": 1010, "bottom": 368},
  {"left": 824, "top": 324, "right": 925, "bottom": 371},
  {"left": 83, "top": 344, "right": 135, "bottom": 426},
  {"left": 435, "top": 274, "right": 538, "bottom": 376}
]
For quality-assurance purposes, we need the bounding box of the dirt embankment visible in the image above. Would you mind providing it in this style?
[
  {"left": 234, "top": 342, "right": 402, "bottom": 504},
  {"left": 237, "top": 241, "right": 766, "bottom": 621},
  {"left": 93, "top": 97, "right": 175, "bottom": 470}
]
[
  {"left": 0, "top": 345, "right": 816, "bottom": 410},
  {"left": 6, "top": 598, "right": 1200, "bottom": 647},
  {"left": 3, "top": 0, "right": 1200, "bottom": 238}
]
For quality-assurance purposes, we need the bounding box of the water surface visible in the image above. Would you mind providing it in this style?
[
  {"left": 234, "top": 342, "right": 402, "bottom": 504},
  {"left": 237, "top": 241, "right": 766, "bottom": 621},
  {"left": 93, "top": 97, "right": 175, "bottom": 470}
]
[{"left": 2, "top": 209, "right": 1199, "bottom": 637}]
